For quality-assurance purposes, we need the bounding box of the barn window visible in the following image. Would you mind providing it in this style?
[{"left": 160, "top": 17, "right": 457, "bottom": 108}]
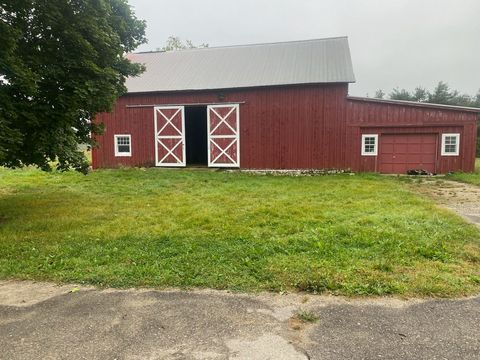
[
  {"left": 114, "top": 134, "right": 131, "bottom": 157},
  {"left": 361, "top": 134, "right": 378, "bottom": 156},
  {"left": 441, "top": 133, "right": 460, "bottom": 156}
]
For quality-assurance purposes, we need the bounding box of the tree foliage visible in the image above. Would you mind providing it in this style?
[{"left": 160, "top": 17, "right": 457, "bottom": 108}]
[
  {"left": 376, "top": 82, "right": 480, "bottom": 107},
  {"left": 375, "top": 82, "right": 480, "bottom": 156},
  {"left": 374, "top": 89, "right": 385, "bottom": 99},
  {"left": 0, "top": 0, "right": 146, "bottom": 173},
  {"left": 159, "top": 35, "right": 209, "bottom": 51}
]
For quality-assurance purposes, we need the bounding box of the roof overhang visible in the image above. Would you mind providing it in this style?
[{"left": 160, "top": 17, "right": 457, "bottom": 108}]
[
  {"left": 123, "top": 81, "right": 351, "bottom": 96},
  {"left": 347, "top": 96, "right": 480, "bottom": 113}
]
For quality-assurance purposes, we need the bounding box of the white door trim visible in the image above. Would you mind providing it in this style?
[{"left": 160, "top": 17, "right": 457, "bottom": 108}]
[
  {"left": 154, "top": 106, "right": 186, "bottom": 167},
  {"left": 207, "top": 104, "right": 240, "bottom": 168}
]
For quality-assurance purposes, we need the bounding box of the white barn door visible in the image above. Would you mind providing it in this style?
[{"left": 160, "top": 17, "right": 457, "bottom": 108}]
[
  {"left": 207, "top": 104, "right": 240, "bottom": 167},
  {"left": 154, "top": 106, "right": 186, "bottom": 167}
]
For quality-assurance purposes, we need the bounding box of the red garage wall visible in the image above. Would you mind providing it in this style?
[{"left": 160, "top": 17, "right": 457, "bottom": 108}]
[
  {"left": 92, "top": 84, "right": 478, "bottom": 173},
  {"left": 346, "top": 98, "right": 478, "bottom": 173},
  {"left": 93, "top": 83, "right": 350, "bottom": 169}
]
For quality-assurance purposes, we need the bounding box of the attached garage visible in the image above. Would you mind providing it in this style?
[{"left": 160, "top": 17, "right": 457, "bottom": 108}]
[
  {"left": 93, "top": 37, "right": 479, "bottom": 174},
  {"left": 348, "top": 96, "right": 478, "bottom": 174},
  {"left": 378, "top": 133, "right": 438, "bottom": 174}
]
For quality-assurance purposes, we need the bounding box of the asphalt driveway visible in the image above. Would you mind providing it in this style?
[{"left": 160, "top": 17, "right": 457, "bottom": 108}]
[{"left": 0, "top": 281, "right": 478, "bottom": 359}]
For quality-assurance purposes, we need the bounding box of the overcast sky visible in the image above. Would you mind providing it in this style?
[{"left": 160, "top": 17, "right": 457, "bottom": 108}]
[{"left": 128, "top": 0, "right": 480, "bottom": 97}]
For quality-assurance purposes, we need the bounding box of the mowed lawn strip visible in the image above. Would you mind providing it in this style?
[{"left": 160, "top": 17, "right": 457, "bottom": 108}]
[
  {"left": 0, "top": 168, "right": 479, "bottom": 297},
  {"left": 447, "top": 158, "right": 480, "bottom": 186}
]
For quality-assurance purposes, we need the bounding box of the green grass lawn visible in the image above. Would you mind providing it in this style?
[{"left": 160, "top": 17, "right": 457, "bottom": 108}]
[
  {"left": 446, "top": 158, "right": 480, "bottom": 185},
  {"left": 0, "top": 167, "right": 479, "bottom": 297}
]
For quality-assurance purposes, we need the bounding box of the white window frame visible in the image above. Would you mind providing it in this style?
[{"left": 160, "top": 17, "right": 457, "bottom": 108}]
[
  {"left": 361, "top": 134, "right": 378, "bottom": 156},
  {"left": 441, "top": 133, "right": 460, "bottom": 156},
  {"left": 114, "top": 134, "right": 132, "bottom": 157}
]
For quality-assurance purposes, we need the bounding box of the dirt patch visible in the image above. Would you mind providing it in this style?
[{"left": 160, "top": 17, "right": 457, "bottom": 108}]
[
  {"left": 411, "top": 179, "right": 480, "bottom": 226},
  {"left": 0, "top": 280, "right": 92, "bottom": 307},
  {"left": 288, "top": 317, "right": 305, "bottom": 331},
  {"left": 226, "top": 334, "right": 308, "bottom": 359}
]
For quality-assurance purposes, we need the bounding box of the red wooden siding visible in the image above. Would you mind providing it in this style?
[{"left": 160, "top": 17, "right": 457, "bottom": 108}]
[
  {"left": 92, "top": 84, "right": 478, "bottom": 173},
  {"left": 346, "top": 99, "right": 478, "bottom": 173},
  {"left": 93, "top": 84, "right": 350, "bottom": 170}
]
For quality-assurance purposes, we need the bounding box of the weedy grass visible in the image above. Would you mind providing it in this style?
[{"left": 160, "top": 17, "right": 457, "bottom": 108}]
[
  {"left": 296, "top": 310, "right": 320, "bottom": 323},
  {"left": 446, "top": 158, "right": 480, "bottom": 186},
  {"left": 0, "top": 167, "right": 479, "bottom": 297}
]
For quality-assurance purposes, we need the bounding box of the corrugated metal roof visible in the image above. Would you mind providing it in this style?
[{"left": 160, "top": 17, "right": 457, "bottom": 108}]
[{"left": 125, "top": 37, "right": 355, "bottom": 93}]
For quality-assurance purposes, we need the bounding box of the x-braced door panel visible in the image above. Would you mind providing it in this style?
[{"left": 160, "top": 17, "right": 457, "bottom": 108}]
[
  {"left": 154, "top": 106, "right": 186, "bottom": 167},
  {"left": 207, "top": 104, "right": 240, "bottom": 167}
]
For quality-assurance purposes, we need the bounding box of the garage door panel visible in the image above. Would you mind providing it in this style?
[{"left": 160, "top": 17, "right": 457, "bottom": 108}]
[
  {"left": 381, "top": 164, "right": 394, "bottom": 173},
  {"left": 408, "top": 144, "right": 422, "bottom": 153},
  {"left": 407, "top": 136, "right": 420, "bottom": 144},
  {"left": 392, "top": 164, "right": 407, "bottom": 173},
  {"left": 379, "top": 134, "right": 437, "bottom": 174},
  {"left": 381, "top": 143, "right": 394, "bottom": 154},
  {"left": 422, "top": 137, "right": 437, "bottom": 144},
  {"left": 407, "top": 154, "right": 423, "bottom": 163},
  {"left": 421, "top": 154, "right": 435, "bottom": 162},
  {"left": 422, "top": 148, "right": 437, "bottom": 157},
  {"left": 392, "top": 154, "right": 407, "bottom": 163}
]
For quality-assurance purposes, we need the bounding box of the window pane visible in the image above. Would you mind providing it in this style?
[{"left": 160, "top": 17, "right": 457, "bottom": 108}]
[
  {"left": 115, "top": 136, "right": 131, "bottom": 155},
  {"left": 363, "top": 136, "right": 376, "bottom": 153},
  {"left": 117, "top": 137, "right": 130, "bottom": 145},
  {"left": 118, "top": 145, "right": 130, "bottom": 153},
  {"left": 443, "top": 135, "right": 458, "bottom": 154},
  {"left": 445, "top": 136, "right": 456, "bottom": 145},
  {"left": 445, "top": 144, "right": 456, "bottom": 153}
]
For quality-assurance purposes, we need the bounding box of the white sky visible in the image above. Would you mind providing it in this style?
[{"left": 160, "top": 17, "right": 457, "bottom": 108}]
[{"left": 128, "top": 0, "right": 480, "bottom": 96}]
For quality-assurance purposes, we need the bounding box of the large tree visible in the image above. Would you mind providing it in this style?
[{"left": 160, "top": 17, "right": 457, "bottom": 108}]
[{"left": 0, "top": 0, "right": 146, "bottom": 173}]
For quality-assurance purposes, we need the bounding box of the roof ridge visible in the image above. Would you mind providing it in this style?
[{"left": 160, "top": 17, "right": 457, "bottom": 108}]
[{"left": 134, "top": 36, "right": 349, "bottom": 55}]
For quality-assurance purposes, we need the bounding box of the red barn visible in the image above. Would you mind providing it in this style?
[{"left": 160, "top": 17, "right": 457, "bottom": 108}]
[{"left": 93, "top": 37, "right": 479, "bottom": 174}]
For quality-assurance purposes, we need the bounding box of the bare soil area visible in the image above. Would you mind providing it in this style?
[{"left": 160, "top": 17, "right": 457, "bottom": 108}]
[{"left": 411, "top": 178, "right": 480, "bottom": 226}]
